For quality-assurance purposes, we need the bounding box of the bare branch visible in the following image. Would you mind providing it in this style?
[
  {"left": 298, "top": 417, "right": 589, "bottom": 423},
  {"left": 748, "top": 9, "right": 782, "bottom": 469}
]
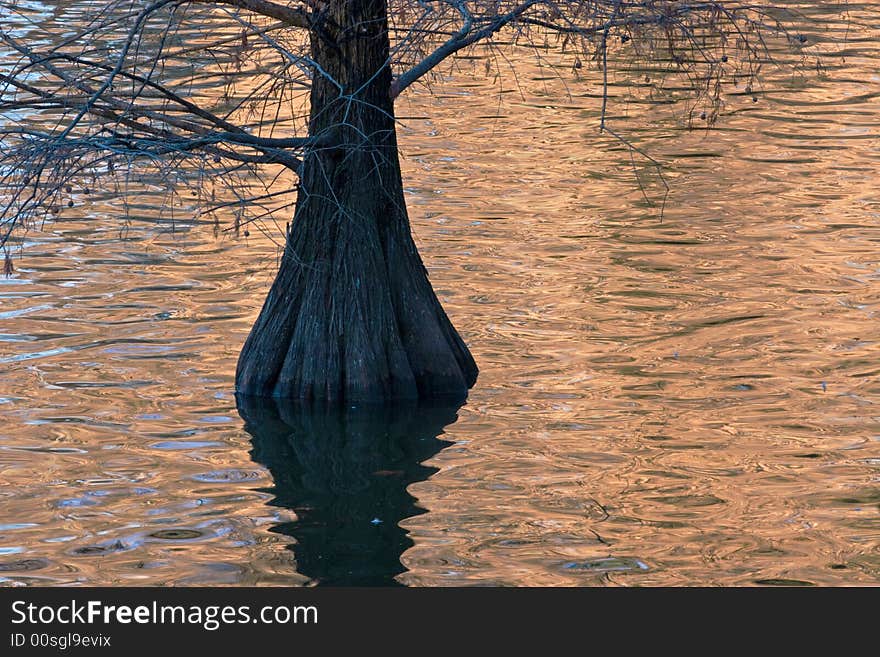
[
  {"left": 0, "top": 0, "right": 817, "bottom": 251},
  {"left": 201, "top": 0, "right": 311, "bottom": 28},
  {"left": 393, "top": 0, "right": 539, "bottom": 98}
]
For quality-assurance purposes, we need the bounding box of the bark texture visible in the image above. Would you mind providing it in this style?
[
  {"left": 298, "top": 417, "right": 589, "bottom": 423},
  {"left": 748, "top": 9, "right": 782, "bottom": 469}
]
[{"left": 236, "top": 0, "right": 477, "bottom": 403}]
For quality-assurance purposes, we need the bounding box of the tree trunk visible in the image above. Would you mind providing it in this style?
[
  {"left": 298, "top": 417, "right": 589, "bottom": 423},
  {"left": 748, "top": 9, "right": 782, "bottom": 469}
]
[{"left": 235, "top": 0, "right": 477, "bottom": 404}]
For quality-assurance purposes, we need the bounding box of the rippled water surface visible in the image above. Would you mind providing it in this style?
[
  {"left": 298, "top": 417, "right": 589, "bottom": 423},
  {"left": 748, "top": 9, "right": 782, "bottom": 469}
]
[{"left": 1, "top": 2, "right": 879, "bottom": 586}]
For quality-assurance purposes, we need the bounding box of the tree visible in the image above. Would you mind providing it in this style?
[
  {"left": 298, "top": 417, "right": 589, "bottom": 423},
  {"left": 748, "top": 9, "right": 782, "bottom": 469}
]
[{"left": 0, "top": 1, "right": 808, "bottom": 404}]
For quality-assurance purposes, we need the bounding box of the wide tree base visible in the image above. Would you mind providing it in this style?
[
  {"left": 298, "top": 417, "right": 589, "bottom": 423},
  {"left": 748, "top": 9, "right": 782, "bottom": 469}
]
[
  {"left": 235, "top": 0, "right": 476, "bottom": 405},
  {"left": 235, "top": 205, "right": 478, "bottom": 405}
]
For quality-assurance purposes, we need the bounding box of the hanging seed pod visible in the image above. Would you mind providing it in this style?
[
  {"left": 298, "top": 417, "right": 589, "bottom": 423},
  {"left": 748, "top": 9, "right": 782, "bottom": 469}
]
[{"left": 3, "top": 252, "right": 13, "bottom": 277}]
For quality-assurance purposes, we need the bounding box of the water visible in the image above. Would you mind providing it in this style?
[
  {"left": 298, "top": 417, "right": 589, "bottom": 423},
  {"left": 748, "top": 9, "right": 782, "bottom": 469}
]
[{"left": 1, "top": 2, "right": 878, "bottom": 586}]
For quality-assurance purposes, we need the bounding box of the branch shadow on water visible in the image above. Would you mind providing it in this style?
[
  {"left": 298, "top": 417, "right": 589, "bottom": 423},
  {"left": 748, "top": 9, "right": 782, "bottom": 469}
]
[{"left": 236, "top": 395, "right": 464, "bottom": 586}]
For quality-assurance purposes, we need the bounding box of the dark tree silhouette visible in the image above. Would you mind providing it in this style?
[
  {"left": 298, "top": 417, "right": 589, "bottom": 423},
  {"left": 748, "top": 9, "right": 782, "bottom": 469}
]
[
  {"left": 239, "top": 394, "right": 460, "bottom": 585},
  {"left": 0, "top": 1, "right": 811, "bottom": 403}
]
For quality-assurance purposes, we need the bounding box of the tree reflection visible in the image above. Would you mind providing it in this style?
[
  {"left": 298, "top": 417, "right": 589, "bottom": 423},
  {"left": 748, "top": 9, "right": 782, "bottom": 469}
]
[{"left": 237, "top": 396, "right": 462, "bottom": 586}]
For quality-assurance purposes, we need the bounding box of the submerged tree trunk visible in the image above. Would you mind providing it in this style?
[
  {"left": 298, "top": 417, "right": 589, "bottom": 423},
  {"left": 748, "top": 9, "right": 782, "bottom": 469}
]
[{"left": 236, "top": 0, "right": 477, "bottom": 404}]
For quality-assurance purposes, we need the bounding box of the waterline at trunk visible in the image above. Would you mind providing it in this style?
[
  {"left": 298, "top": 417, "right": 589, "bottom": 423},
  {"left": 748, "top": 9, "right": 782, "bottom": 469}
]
[{"left": 235, "top": 0, "right": 477, "bottom": 404}]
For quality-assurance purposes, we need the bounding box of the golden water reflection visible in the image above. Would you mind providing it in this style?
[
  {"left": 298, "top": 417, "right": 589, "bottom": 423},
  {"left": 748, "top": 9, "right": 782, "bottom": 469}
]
[{"left": 0, "top": 2, "right": 878, "bottom": 585}]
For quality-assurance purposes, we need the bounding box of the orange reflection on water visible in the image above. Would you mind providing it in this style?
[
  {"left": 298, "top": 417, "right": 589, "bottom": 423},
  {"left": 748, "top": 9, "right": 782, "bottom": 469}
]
[{"left": 0, "top": 1, "right": 878, "bottom": 586}]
